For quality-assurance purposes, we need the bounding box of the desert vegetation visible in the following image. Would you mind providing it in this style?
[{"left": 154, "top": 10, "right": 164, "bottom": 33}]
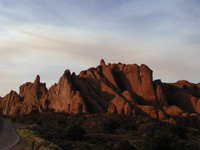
[
  {"left": 142, "top": 124, "right": 188, "bottom": 150},
  {"left": 7, "top": 112, "right": 200, "bottom": 150},
  {"left": 1, "top": 61, "right": 200, "bottom": 149}
]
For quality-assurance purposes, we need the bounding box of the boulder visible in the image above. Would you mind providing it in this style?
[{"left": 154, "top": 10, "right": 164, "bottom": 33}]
[
  {"left": 158, "top": 110, "right": 167, "bottom": 120},
  {"left": 124, "top": 102, "right": 132, "bottom": 115},
  {"left": 164, "top": 105, "right": 183, "bottom": 116},
  {"left": 107, "top": 103, "right": 117, "bottom": 114},
  {"left": 195, "top": 98, "right": 200, "bottom": 113},
  {"left": 111, "top": 95, "right": 126, "bottom": 114}
]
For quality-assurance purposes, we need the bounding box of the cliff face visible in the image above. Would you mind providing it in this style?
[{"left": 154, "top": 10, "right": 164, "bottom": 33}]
[
  {"left": 47, "top": 70, "right": 87, "bottom": 114},
  {"left": 19, "top": 75, "right": 48, "bottom": 112},
  {"left": 1, "top": 59, "right": 200, "bottom": 127},
  {"left": 0, "top": 75, "right": 48, "bottom": 116},
  {"left": 0, "top": 91, "right": 21, "bottom": 116},
  {"left": 163, "top": 80, "right": 200, "bottom": 113}
]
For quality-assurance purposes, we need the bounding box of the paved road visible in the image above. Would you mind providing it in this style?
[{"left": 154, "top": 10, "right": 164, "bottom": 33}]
[{"left": 0, "top": 120, "right": 19, "bottom": 150}]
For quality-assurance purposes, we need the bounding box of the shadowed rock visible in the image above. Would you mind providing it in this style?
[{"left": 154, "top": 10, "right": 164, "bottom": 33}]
[{"left": 0, "top": 59, "right": 200, "bottom": 127}]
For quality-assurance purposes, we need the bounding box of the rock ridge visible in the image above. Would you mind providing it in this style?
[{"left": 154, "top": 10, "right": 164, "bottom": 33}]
[{"left": 1, "top": 59, "right": 200, "bottom": 128}]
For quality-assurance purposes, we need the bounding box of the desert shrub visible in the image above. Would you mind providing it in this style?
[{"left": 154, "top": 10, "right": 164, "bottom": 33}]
[
  {"left": 31, "top": 116, "right": 37, "bottom": 122},
  {"left": 101, "top": 118, "right": 120, "bottom": 133},
  {"left": 11, "top": 116, "right": 17, "bottom": 122},
  {"left": 167, "top": 124, "right": 187, "bottom": 140},
  {"left": 142, "top": 129, "right": 188, "bottom": 150},
  {"left": 43, "top": 132, "right": 52, "bottom": 141},
  {"left": 37, "top": 120, "right": 42, "bottom": 125},
  {"left": 77, "top": 116, "right": 87, "bottom": 124},
  {"left": 58, "top": 116, "right": 66, "bottom": 125},
  {"left": 64, "top": 124, "right": 86, "bottom": 141},
  {"left": 17, "top": 117, "right": 24, "bottom": 124},
  {"left": 142, "top": 130, "right": 172, "bottom": 150},
  {"left": 116, "top": 141, "right": 135, "bottom": 150},
  {"left": 83, "top": 144, "right": 92, "bottom": 150},
  {"left": 171, "top": 141, "right": 187, "bottom": 150},
  {"left": 123, "top": 122, "right": 137, "bottom": 131}
]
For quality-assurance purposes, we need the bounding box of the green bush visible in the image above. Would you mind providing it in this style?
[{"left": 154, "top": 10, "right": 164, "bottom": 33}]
[
  {"left": 116, "top": 141, "right": 135, "bottom": 150},
  {"left": 64, "top": 124, "right": 86, "bottom": 141},
  {"left": 101, "top": 118, "right": 120, "bottom": 133}
]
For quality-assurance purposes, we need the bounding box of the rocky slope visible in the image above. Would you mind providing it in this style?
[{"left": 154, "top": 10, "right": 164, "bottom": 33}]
[{"left": 1, "top": 59, "right": 200, "bottom": 127}]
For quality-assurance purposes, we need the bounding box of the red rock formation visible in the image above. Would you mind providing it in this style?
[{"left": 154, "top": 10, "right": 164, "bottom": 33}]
[
  {"left": 109, "top": 63, "right": 158, "bottom": 105},
  {"left": 0, "top": 91, "right": 21, "bottom": 116},
  {"left": 124, "top": 102, "right": 133, "bottom": 115},
  {"left": 47, "top": 70, "right": 87, "bottom": 114},
  {"left": 164, "top": 105, "right": 183, "bottom": 116},
  {"left": 19, "top": 75, "right": 48, "bottom": 112},
  {"left": 154, "top": 80, "right": 168, "bottom": 107},
  {"left": 122, "top": 90, "right": 137, "bottom": 104},
  {"left": 0, "top": 75, "right": 48, "bottom": 116},
  {"left": 163, "top": 80, "right": 200, "bottom": 114},
  {"left": 107, "top": 103, "right": 117, "bottom": 114},
  {"left": 136, "top": 105, "right": 158, "bottom": 119},
  {"left": 1, "top": 59, "right": 200, "bottom": 128}
]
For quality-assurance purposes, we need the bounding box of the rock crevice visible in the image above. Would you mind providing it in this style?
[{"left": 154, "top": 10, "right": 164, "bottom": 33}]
[{"left": 0, "top": 59, "right": 200, "bottom": 128}]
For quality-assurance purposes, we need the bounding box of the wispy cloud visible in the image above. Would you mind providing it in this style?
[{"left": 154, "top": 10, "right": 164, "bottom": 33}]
[{"left": 0, "top": 0, "right": 200, "bottom": 96}]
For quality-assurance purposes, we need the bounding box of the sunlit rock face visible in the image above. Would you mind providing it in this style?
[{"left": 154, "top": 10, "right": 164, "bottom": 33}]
[
  {"left": 0, "top": 75, "right": 48, "bottom": 116},
  {"left": 0, "top": 91, "right": 21, "bottom": 116},
  {"left": 1, "top": 59, "right": 200, "bottom": 128},
  {"left": 47, "top": 70, "right": 87, "bottom": 114}
]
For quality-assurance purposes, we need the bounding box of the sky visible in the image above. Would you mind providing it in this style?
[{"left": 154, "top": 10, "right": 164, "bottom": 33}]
[{"left": 0, "top": 0, "right": 200, "bottom": 97}]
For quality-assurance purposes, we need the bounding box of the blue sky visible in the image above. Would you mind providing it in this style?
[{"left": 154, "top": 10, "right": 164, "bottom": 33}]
[{"left": 0, "top": 0, "right": 200, "bottom": 96}]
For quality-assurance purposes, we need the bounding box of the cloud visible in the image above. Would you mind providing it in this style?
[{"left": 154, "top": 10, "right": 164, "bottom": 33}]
[{"left": 0, "top": 0, "right": 200, "bottom": 96}]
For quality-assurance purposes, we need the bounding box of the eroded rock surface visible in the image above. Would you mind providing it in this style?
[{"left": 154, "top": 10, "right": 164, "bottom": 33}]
[
  {"left": 47, "top": 70, "right": 87, "bottom": 114},
  {"left": 0, "top": 75, "right": 48, "bottom": 116},
  {"left": 0, "top": 59, "right": 200, "bottom": 127}
]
